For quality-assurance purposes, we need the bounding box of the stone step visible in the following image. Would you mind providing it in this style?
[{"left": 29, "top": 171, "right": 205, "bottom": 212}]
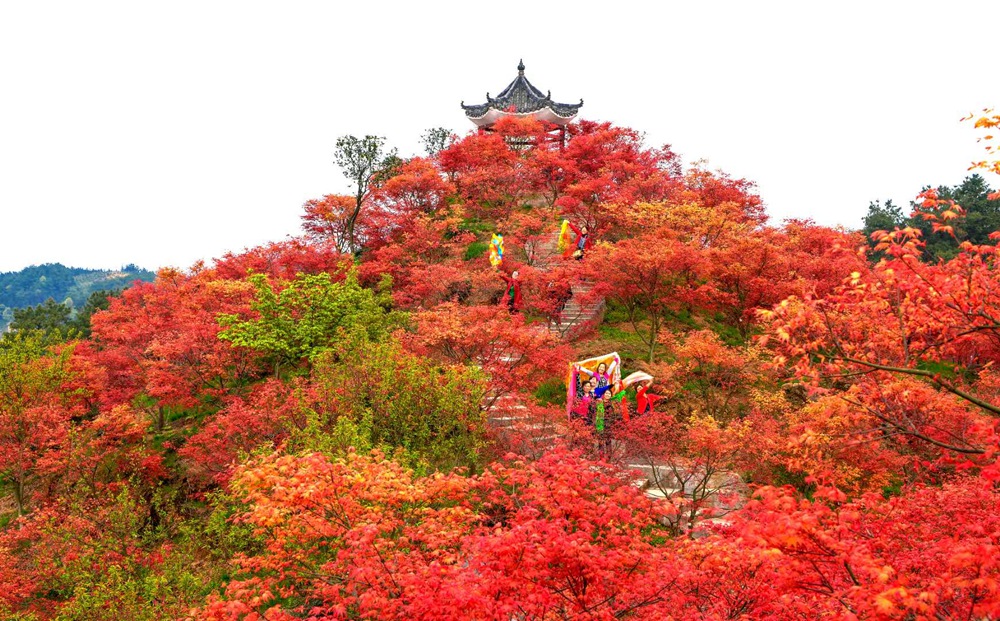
[
  {"left": 527, "top": 435, "right": 559, "bottom": 445},
  {"left": 513, "top": 424, "right": 558, "bottom": 432},
  {"left": 644, "top": 488, "right": 682, "bottom": 500}
]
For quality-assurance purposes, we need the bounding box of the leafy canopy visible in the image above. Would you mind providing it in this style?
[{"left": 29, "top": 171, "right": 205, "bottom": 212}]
[{"left": 217, "top": 270, "right": 400, "bottom": 374}]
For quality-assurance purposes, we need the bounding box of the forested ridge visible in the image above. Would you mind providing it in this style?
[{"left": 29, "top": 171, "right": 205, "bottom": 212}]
[
  {"left": 1, "top": 111, "right": 999, "bottom": 620},
  {"left": 0, "top": 263, "right": 154, "bottom": 331}
]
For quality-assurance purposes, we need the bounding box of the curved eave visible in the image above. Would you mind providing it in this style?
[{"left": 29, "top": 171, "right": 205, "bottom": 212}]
[{"left": 464, "top": 107, "right": 579, "bottom": 127}]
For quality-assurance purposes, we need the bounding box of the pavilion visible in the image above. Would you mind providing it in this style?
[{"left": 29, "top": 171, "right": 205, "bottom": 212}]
[{"left": 461, "top": 60, "right": 583, "bottom": 147}]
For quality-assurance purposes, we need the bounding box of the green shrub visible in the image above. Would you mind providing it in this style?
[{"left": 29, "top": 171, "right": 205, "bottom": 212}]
[
  {"left": 464, "top": 240, "right": 489, "bottom": 261},
  {"left": 533, "top": 378, "right": 566, "bottom": 406}
]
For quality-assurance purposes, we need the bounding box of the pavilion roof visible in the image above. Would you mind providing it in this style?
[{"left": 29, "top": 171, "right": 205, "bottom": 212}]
[{"left": 461, "top": 60, "right": 583, "bottom": 122}]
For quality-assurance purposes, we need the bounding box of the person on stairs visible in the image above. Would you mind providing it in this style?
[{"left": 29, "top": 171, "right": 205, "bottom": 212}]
[
  {"left": 546, "top": 280, "right": 572, "bottom": 322},
  {"left": 595, "top": 390, "right": 623, "bottom": 457},
  {"left": 498, "top": 270, "right": 523, "bottom": 313},
  {"left": 562, "top": 221, "right": 592, "bottom": 260}
]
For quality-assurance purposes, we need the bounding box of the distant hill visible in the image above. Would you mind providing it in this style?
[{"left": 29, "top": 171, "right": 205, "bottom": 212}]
[{"left": 0, "top": 263, "right": 155, "bottom": 330}]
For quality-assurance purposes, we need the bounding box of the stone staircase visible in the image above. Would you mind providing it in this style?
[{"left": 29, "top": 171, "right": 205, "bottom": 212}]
[
  {"left": 547, "top": 279, "right": 604, "bottom": 340},
  {"left": 483, "top": 228, "right": 605, "bottom": 454},
  {"left": 486, "top": 227, "right": 745, "bottom": 518},
  {"left": 627, "top": 461, "right": 748, "bottom": 533},
  {"left": 486, "top": 389, "right": 561, "bottom": 460},
  {"left": 529, "top": 230, "right": 606, "bottom": 339}
]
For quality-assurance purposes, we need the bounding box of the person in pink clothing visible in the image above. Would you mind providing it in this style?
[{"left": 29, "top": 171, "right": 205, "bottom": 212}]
[
  {"left": 571, "top": 377, "right": 597, "bottom": 423},
  {"left": 576, "top": 360, "right": 617, "bottom": 391}
]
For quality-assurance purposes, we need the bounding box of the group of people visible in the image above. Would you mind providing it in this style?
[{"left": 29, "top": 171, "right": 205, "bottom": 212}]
[{"left": 570, "top": 361, "right": 657, "bottom": 454}]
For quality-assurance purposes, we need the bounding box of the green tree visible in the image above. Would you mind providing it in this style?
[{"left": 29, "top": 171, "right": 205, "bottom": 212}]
[
  {"left": 861, "top": 199, "right": 906, "bottom": 261},
  {"left": 920, "top": 174, "right": 999, "bottom": 260},
  {"left": 217, "top": 271, "right": 399, "bottom": 375},
  {"left": 304, "top": 337, "right": 490, "bottom": 472},
  {"left": 0, "top": 264, "right": 153, "bottom": 333},
  {"left": 420, "top": 127, "right": 453, "bottom": 157},
  {"left": 863, "top": 176, "right": 999, "bottom": 262},
  {"left": 861, "top": 199, "right": 905, "bottom": 240},
  {"left": 333, "top": 135, "right": 399, "bottom": 252},
  {"left": 6, "top": 298, "right": 75, "bottom": 344},
  {"left": 70, "top": 289, "right": 120, "bottom": 337}
]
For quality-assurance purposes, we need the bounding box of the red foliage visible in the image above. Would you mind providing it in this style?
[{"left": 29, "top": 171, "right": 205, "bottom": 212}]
[
  {"left": 10, "top": 113, "right": 1000, "bottom": 621},
  {"left": 87, "top": 269, "right": 263, "bottom": 415},
  {"left": 300, "top": 194, "right": 358, "bottom": 250},
  {"left": 554, "top": 121, "right": 681, "bottom": 232},
  {"left": 370, "top": 156, "right": 455, "bottom": 216},
  {"left": 590, "top": 229, "right": 715, "bottom": 361},
  {"left": 211, "top": 238, "right": 350, "bottom": 281},
  {"left": 357, "top": 214, "right": 486, "bottom": 308},
  {"left": 179, "top": 378, "right": 312, "bottom": 486},
  {"left": 710, "top": 220, "right": 863, "bottom": 333},
  {"left": 616, "top": 409, "right": 761, "bottom": 532},
  {"left": 438, "top": 131, "right": 532, "bottom": 218},
  {"left": 458, "top": 449, "right": 685, "bottom": 619},
  {"left": 732, "top": 479, "right": 1000, "bottom": 619},
  {"left": 196, "top": 448, "right": 695, "bottom": 621},
  {"left": 0, "top": 352, "right": 77, "bottom": 515},
  {"left": 0, "top": 485, "right": 179, "bottom": 618},
  {"left": 760, "top": 228, "right": 1000, "bottom": 465},
  {"left": 404, "top": 302, "right": 570, "bottom": 405}
]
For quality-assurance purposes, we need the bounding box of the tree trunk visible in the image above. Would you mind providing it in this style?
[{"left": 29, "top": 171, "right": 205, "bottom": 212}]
[
  {"left": 13, "top": 478, "right": 25, "bottom": 516},
  {"left": 648, "top": 315, "right": 659, "bottom": 363},
  {"left": 343, "top": 191, "right": 364, "bottom": 252}
]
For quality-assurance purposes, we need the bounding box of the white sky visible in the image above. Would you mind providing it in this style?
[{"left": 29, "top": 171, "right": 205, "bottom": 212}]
[{"left": 1, "top": 1, "right": 997, "bottom": 273}]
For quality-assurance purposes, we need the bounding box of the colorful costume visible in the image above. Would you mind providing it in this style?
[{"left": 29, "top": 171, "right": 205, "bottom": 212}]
[
  {"left": 498, "top": 273, "right": 522, "bottom": 312},
  {"left": 594, "top": 384, "right": 630, "bottom": 421},
  {"left": 557, "top": 220, "right": 572, "bottom": 253},
  {"left": 566, "top": 353, "right": 622, "bottom": 420},
  {"left": 578, "top": 358, "right": 617, "bottom": 390},
  {"left": 596, "top": 390, "right": 628, "bottom": 455},
  {"left": 489, "top": 234, "right": 504, "bottom": 268}
]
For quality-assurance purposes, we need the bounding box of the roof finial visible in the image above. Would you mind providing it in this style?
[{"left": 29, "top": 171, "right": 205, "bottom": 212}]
[{"left": 517, "top": 59, "right": 525, "bottom": 75}]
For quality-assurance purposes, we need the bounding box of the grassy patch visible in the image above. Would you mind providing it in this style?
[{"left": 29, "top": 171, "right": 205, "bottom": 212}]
[
  {"left": 592, "top": 323, "right": 656, "bottom": 365},
  {"left": 602, "top": 299, "right": 631, "bottom": 324},
  {"left": 533, "top": 378, "right": 566, "bottom": 406},
  {"left": 464, "top": 241, "right": 489, "bottom": 261},
  {"left": 703, "top": 313, "right": 747, "bottom": 347},
  {"left": 458, "top": 217, "right": 493, "bottom": 236},
  {"left": 882, "top": 479, "right": 904, "bottom": 499}
]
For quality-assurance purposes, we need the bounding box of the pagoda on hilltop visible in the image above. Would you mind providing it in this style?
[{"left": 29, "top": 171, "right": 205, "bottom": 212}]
[{"left": 461, "top": 60, "right": 583, "bottom": 147}]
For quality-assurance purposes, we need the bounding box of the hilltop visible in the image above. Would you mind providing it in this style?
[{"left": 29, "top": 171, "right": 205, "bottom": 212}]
[
  {"left": 1, "top": 111, "right": 999, "bottom": 620},
  {"left": 0, "top": 262, "right": 155, "bottom": 329}
]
